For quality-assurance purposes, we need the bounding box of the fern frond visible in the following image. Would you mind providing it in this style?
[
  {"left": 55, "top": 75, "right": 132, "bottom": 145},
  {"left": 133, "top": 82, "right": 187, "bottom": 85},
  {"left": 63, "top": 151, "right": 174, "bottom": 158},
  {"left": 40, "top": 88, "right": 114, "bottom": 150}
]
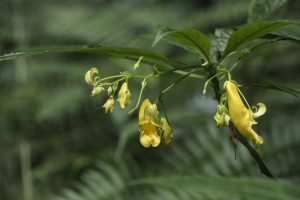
[
  {"left": 53, "top": 162, "right": 125, "bottom": 200},
  {"left": 159, "top": 115, "right": 300, "bottom": 177}
]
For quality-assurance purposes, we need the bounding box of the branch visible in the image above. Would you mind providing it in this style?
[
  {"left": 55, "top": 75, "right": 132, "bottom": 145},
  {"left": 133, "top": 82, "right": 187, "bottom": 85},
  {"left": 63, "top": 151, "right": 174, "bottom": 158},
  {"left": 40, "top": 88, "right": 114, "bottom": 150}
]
[{"left": 234, "top": 128, "right": 274, "bottom": 178}]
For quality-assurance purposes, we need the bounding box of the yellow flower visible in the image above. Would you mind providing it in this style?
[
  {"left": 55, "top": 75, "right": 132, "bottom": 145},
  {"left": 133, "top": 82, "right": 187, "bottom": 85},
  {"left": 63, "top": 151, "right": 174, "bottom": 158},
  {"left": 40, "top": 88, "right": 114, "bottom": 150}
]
[
  {"left": 103, "top": 97, "right": 115, "bottom": 113},
  {"left": 118, "top": 82, "right": 131, "bottom": 109},
  {"left": 85, "top": 67, "right": 99, "bottom": 86},
  {"left": 224, "top": 81, "right": 266, "bottom": 148},
  {"left": 138, "top": 99, "right": 161, "bottom": 147},
  {"left": 161, "top": 117, "right": 172, "bottom": 145}
]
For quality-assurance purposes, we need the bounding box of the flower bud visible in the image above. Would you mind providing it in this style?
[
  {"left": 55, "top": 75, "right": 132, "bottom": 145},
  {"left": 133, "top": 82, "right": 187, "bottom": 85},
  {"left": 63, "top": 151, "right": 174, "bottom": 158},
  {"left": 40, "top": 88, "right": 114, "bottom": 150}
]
[
  {"left": 161, "top": 117, "right": 172, "bottom": 145},
  {"left": 107, "top": 86, "right": 113, "bottom": 96},
  {"left": 214, "top": 104, "right": 230, "bottom": 128},
  {"left": 103, "top": 97, "right": 115, "bottom": 113},
  {"left": 118, "top": 82, "right": 131, "bottom": 109},
  {"left": 91, "top": 86, "right": 105, "bottom": 97},
  {"left": 85, "top": 67, "right": 99, "bottom": 86}
]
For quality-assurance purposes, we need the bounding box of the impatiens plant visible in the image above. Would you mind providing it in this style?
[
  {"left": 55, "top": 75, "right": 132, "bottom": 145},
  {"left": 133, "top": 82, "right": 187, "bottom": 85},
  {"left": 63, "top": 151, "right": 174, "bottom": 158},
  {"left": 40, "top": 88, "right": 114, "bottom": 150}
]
[
  {"left": 81, "top": 20, "right": 300, "bottom": 178},
  {"left": 1, "top": 15, "right": 300, "bottom": 179}
]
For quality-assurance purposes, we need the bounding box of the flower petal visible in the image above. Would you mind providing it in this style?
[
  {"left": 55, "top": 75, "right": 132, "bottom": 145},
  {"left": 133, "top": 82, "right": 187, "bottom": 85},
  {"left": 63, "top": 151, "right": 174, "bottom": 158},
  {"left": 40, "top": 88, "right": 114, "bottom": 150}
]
[
  {"left": 247, "top": 128, "right": 264, "bottom": 149},
  {"left": 144, "top": 104, "right": 158, "bottom": 120},
  {"left": 85, "top": 67, "right": 99, "bottom": 86},
  {"left": 139, "top": 131, "right": 161, "bottom": 147},
  {"left": 140, "top": 133, "right": 152, "bottom": 148},
  {"left": 252, "top": 103, "right": 266, "bottom": 119},
  {"left": 151, "top": 132, "right": 161, "bottom": 147},
  {"left": 139, "top": 99, "right": 151, "bottom": 122}
]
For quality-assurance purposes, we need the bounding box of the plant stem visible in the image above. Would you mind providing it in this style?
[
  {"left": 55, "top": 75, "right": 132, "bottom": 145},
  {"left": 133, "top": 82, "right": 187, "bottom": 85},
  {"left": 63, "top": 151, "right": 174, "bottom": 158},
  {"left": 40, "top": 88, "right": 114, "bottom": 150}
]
[
  {"left": 156, "top": 70, "right": 196, "bottom": 128},
  {"left": 128, "top": 78, "right": 147, "bottom": 114},
  {"left": 158, "top": 69, "right": 196, "bottom": 99},
  {"left": 208, "top": 65, "right": 221, "bottom": 100},
  {"left": 100, "top": 74, "right": 125, "bottom": 82},
  {"left": 234, "top": 128, "right": 274, "bottom": 178},
  {"left": 160, "top": 65, "right": 205, "bottom": 75}
]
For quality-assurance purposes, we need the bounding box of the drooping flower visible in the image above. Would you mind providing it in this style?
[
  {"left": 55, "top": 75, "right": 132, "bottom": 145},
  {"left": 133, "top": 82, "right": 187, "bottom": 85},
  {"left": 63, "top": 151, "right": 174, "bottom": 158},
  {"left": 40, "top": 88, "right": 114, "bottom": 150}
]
[
  {"left": 103, "top": 97, "right": 115, "bottom": 113},
  {"left": 118, "top": 82, "right": 131, "bottom": 109},
  {"left": 224, "top": 81, "right": 266, "bottom": 148},
  {"left": 161, "top": 117, "right": 172, "bottom": 145},
  {"left": 138, "top": 99, "right": 161, "bottom": 147}
]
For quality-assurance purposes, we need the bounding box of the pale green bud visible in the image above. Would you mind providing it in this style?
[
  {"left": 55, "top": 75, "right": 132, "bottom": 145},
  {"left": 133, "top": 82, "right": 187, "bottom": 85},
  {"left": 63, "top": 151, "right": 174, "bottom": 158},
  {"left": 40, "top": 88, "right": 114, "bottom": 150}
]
[
  {"left": 134, "top": 56, "right": 143, "bottom": 70},
  {"left": 161, "top": 117, "right": 172, "bottom": 145},
  {"left": 214, "top": 103, "right": 230, "bottom": 128},
  {"left": 103, "top": 97, "right": 115, "bottom": 113},
  {"left": 91, "top": 86, "right": 105, "bottom": 97},
  {"left": 107, "top": 86, "right": 113, "bottom": 96},
  {"left": 118, "top": 82, "right": 131, "bottom": 109}
]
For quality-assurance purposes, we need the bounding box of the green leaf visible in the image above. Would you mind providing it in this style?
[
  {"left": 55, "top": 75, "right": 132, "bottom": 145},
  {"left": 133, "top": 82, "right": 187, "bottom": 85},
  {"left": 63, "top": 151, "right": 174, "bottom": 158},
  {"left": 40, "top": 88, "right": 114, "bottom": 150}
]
[
  {"left": 153, "top": 26, "right": 211, "bottom": 63},
  {"left": 0, "top": 46, "right": 206, "bottom": 79},
  {"left": 247, "top": 81, "right": 300, "bottom": 97},
  {"left": 223, "top": 20, "right": 299, "bottom": 58},
  {"left": 131, "top": 176, "right": 300, "bottom": 200},
  {"left": 213, "top": 28, "right": 233, "bottom": 53},
  {"left": 248, "top": 0, "right": 288, "bottom": 22},
  {"left": 0, "top": 46, "right": 184, "bottom": 69},
  {"left": 55, "top": 162, "right": 125, "bottom": 200},
  {"left": 267, "top": 24, "right": 300, "bottom": 43}
]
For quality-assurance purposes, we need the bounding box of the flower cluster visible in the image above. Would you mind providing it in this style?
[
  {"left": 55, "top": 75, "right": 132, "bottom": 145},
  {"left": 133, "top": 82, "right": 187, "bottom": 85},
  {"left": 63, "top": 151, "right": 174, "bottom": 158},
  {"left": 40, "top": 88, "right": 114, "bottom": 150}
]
[
  {"left": 85, "top": 67, "right": 131, "bottom": 113},
  {"left": 214, "top": 80, "right": 266, "bottom": 148},
  {"left": 85, "top": 67, "right": 172, "bottom": 147},
  {"left": 138, "top": 99, "right": 172, "bottom": 147}
]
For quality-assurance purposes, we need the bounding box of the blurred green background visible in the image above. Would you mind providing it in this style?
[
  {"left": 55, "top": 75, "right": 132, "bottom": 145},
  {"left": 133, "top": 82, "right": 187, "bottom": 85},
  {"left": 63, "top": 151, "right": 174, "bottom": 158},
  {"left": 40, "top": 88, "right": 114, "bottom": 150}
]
[{"left": 1, "top": 0, "right": 300, "bottom": 199}]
